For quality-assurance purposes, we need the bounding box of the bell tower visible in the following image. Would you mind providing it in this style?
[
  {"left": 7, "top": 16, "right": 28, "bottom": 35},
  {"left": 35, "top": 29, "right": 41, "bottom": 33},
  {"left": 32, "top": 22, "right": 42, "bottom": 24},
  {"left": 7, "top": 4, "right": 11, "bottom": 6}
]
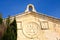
[{"left": 25, "top": 4, "right": 36, "bottom": 12}]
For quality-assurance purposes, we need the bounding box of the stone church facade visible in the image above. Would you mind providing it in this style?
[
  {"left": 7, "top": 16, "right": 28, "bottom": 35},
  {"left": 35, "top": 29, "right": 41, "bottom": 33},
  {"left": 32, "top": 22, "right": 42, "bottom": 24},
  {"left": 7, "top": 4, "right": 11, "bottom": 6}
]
[{"left": 9, "top": 4, "right": 60, "bottom": 40}]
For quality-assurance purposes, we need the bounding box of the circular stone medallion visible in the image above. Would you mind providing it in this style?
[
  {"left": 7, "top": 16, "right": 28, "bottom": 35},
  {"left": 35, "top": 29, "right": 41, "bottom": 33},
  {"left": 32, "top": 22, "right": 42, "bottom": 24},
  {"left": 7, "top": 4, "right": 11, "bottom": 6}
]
[{"left": 22, "top": 22, "right": 40, "bottom": 39}]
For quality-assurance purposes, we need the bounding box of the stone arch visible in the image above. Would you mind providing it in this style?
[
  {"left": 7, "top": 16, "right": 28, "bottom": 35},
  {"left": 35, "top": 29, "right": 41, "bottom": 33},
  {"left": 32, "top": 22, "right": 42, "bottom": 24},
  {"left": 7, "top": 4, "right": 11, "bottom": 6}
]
[{"left": 25, "top": 4, "right": 36, "bottom": 12}]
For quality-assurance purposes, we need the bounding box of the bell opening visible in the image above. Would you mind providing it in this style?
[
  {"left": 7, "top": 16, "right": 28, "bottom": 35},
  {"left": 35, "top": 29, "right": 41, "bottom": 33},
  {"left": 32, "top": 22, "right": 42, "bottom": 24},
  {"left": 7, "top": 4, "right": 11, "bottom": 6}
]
[{"left": 29, "top": 6, "right": 33, "bottom": 11}]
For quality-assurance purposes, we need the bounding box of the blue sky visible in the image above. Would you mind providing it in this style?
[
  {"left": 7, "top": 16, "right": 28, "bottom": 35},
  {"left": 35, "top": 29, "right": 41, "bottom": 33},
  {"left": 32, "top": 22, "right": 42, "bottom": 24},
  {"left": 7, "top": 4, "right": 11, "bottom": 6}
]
[{"left": 0, "top": 0, "right": 60, "bottom": 18}]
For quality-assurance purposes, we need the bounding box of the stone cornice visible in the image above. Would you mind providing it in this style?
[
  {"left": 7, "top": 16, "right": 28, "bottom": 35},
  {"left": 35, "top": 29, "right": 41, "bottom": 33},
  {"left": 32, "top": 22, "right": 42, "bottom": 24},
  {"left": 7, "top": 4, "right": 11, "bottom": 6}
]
[{"left": 3, "top": 11, "right": 60, "bottom": 24}]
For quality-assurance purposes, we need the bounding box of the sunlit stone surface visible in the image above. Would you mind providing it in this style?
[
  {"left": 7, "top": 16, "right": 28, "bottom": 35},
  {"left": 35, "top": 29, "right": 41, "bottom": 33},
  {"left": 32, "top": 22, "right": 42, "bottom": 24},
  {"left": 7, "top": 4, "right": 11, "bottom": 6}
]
[{"left": 10, "top": 4, "right": 60, "bottom": 40}]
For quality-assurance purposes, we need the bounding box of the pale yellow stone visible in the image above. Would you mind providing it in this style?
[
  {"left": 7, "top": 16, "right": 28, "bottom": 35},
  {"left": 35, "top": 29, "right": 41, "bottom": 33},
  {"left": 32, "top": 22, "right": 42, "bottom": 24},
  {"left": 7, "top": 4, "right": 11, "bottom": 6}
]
[{"left": 6, "top": 4, "right": 60, "bottom": 40}]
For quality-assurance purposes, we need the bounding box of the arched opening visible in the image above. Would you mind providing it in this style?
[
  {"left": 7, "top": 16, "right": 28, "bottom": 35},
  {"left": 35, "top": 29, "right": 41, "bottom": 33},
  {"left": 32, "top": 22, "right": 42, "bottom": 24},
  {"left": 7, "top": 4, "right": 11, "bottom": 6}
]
[
  {"left": 29, "top": 6, "right": 33, "bottom": 11},
  {"left": 25, "top": 4, "right": 36, "bottom": 12}
]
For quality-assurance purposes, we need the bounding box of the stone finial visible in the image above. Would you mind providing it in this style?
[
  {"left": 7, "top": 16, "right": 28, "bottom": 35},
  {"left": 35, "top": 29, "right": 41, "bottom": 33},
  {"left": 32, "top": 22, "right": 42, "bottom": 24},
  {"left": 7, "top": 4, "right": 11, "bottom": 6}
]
[{"left": 25, "top": 4, "right": 36, "bottom": 12}]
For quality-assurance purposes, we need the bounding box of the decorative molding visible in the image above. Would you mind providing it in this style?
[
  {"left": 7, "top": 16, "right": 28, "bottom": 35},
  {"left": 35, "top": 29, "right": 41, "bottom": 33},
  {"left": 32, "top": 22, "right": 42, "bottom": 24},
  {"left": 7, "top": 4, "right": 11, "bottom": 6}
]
[
  {"left": 22, "top": 22, "right": 40, "bottom": 39},
  {"left": 41, "top": 21, "right": 49, "bottom": 30},
  {"left": 17, "top": 21, "right": 22, "bottom": 30}
]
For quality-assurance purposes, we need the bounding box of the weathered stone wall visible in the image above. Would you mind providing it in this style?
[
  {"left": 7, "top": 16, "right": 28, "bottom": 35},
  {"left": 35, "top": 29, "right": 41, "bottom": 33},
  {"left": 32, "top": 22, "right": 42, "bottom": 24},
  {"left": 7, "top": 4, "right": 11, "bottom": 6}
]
[{"left": 16, "top": 13, "right": 60, "bottom": 40}]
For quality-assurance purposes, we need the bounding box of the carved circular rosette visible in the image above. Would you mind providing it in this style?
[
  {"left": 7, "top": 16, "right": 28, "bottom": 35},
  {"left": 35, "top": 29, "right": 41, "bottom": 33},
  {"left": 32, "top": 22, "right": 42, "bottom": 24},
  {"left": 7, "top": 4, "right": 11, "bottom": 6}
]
[{"left": 22, "top": 22, "right": 40, "bottom": 39}]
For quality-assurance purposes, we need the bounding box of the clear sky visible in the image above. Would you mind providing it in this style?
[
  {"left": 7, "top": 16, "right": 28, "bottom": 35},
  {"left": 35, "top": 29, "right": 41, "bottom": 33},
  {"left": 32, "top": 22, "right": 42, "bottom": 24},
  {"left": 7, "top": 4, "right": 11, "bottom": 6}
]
[{"left": 0, "top": 0, "right": 60, "bottom": 18}]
